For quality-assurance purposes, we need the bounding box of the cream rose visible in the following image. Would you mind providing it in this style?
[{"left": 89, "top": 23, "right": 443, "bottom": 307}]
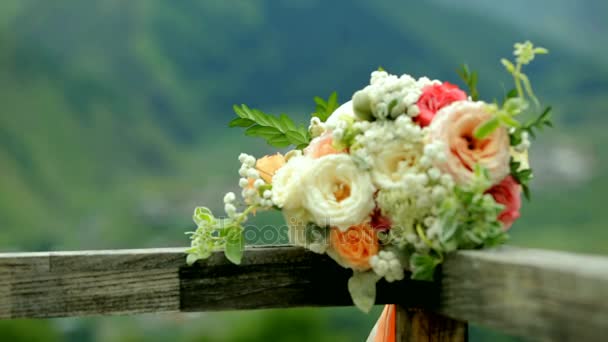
[
  {"left": 302, "top": 154, "right": 375, "bottom": 231},
  {"left": 429, "top": 101, "right": 510, "bottom": 185},
  {"left": 271, "top": 155, "right": 313, "bottom": 210},
  {"left": 370, "top": 140, "right": 423, "bottom": 188},
  {"left": 325, "top": 100, "right": 356, "bottom": 126}
]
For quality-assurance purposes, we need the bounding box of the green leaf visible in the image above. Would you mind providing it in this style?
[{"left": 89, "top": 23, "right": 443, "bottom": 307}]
[
  {"left": 230, "top": 104, "right": 312, "bottom": 148},
  {"left": 280, "top": 114, "right": 296, "bottom": 131},
  {"left": 186, "top": 253, "right": 199, "bottom": 266},
  {"left": 503, "top": 88, "right": 518, "bottom": 104},
  {"left": 225, "top": 228, "right": 245, "bottom": 265},
  {"left": 497, "top": 112, "right": 521, "bottom": 128},
  {"left": 312, "top": 92, "right": 340, "bottom": 122},
  {"left": 473, "top": 117, "right": 501, "bottom": 139},
  {"left": 410, "top": 253, "right": 441, "bottom": 281},
  {"left": 503, "top": 97, "right": 529, "bottom": 116},
  {"left": 228, "top": 117, "right": 255, "bottom": 127},
  {"left": 193, "top": 207, "right": 214, "bottom": 226},
  {"left": 457, "top": 64, "right": 480, "bottom": 101},
  {"left": 347, "top": 271, "right": 379, "bottom": 313},
  {"left": 268, "top": 135, "right": 292, "bottom": 148},
  {"left": 501, "top": 58, "right": 515, "bottom": 73}
]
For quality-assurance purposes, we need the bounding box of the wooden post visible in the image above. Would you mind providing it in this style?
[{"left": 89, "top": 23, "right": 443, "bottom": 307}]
[{"left": 395, "top": 306, "right": 467, "bottom": 342}]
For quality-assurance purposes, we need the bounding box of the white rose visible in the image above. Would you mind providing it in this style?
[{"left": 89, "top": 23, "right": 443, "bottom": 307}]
[
  {"left": 272, "top": 155, "right": 313, "bottom": 209},
  {"left": 302, "top": 154, "right": 375, "bottom": 231},
  {"left": 325, "top": 100, "right": 356, "bottom": 127},
  {"left": 370, "top": 140, "right": 423, "bottom": 188},
  {"left": 429, "top": 101, "right": 510, "bottom": 185}
]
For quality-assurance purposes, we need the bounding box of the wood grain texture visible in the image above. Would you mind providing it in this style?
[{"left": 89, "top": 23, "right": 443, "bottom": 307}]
[
  {"left": 440, "top": 247, "right": 608, "bottom": 342},
  {"left": 395, "top": 306, "right": 467, "bottom": 342},
  {"left": 1, "top": 245, "right": 608, "bottom": 342}
]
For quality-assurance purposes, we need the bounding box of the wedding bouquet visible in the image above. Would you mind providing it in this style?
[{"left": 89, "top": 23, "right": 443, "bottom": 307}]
[{"left": 186, "top": 42, "right": 552, "bottom": 312}]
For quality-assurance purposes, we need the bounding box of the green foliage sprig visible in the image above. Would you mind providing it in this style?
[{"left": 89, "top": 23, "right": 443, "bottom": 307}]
[
  {"left": 229, "top": 105, "right": 310, "bottom": 149},
  {"left": 186, "top": 205, "right": 254, "bottom": 266},
  {"left": 510, "top": 159, "right": 533, "bottom": 200},
  {"left": 457, "top": 64, "right": 480, "bottom": 101},
  {"left": 472, "top": 41, "right": 551, "bottom": 141},
  {"left": 501, "top": 41, "right": 549, "bottom": 106},
  {"left": 311, "top": 92, "right": 339, "bottom": 122},
  {"left": 410, "top": 165, "right": 507, "bottom": 281}
]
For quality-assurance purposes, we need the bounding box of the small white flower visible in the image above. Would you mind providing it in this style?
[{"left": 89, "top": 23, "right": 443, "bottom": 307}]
[
  {"left": 238, "top": 178, "right": 249, "bottom": 188},
  {"left": 253, "top": 179, "right": 265, "bottom": 189},
  {"left": 263, "top": 190, "right": 272, "bottom": 199},
  {"left": 223, "top": 192, "right": 236, "bottom": 204},
  {"left": 309, "top": 117, "right": 326, "bottom": 138},
  {"left": 247, "top": 169, "right": 260, "bottom": 179},
  {"left": 428, "top": 168, "right": 441, "bottom": 181},
  {"left": 245, "top": 156, "right": 256, "bottom": 167},
  {"left": 224, "top": 203, "right": 236, "bottom": 217}
]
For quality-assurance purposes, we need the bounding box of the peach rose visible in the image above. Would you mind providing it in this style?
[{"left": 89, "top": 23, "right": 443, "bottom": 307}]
[
  {"left": 329, "top": 223, "right": 379, "bottom": 271},
  {"left": 429, "top": 101, "right": 510, "bottom": 185},
  {"left": 254, "top": 153, "right": 285, "bottom": 184},
  {"left": 415, "top": 82, "right": 467, "bottom": 127},
  {"left": 487, "top": 175, "right": 522, "bottom": 230},
  {"left": 304, "top": 132, "right": 344, "bottom": 159}
]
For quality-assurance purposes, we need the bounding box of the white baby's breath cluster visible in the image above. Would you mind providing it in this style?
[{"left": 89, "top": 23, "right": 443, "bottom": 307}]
[
  {"left": 369, "top": 251, "right": 405, "bottom": 282},
  {"left": 237, "top": 153, "right": 274, "bottom": 208},
  {"left": 352, "top": 71, "right": 440, "bottom": 121}
]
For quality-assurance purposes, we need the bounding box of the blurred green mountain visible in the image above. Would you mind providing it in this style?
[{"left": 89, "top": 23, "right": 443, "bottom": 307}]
[{"left": 0, "top": 0, "right": 607, "bottom": 341}]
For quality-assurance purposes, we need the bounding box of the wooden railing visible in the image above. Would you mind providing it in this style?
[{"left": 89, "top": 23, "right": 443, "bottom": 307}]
[{"left": 1, "top": 245, "right": 607, "bottom": 341}]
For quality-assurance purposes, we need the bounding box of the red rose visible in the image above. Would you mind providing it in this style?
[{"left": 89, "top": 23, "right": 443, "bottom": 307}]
[
  {"left": 486, "top": 175, "right": 522, "bottom": 230},
  {"left": 415, "top": 82, "right": 467, "bottom": 127}
]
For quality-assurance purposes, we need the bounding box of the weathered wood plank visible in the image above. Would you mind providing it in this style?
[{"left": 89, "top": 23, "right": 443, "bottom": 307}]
[
  {"left": 1, "top": 245, "right": 608, "bottom": 342},
  {"left": 440, "top": 247, "right": 608, "bottom": 342},
  {"left": 395, "top": 306, "right": 467, "bottom": 342}
]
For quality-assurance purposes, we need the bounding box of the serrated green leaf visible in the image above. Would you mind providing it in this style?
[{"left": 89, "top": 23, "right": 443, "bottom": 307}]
[
  {"left": 410, "top": 253, "right": 440, "bottom": 281},
  {"left": 268, "top": 135, "right": 292, "bottom": 148},
  {"left": 245, "top": 125, "right": 280, "bottom": 137},
  {"left": 285, "top": 130, "right": 307, "bottom": 144},
  {"left": 474, "top": 117, "right": 501, "bottom": 139},
  {"left": 312, "top": 92, "right": 339, "bottom": 122},
  {"left": 280, "top": 114, "right": 296, "bottom": 131},
  {"left": 230, "top": 104, "right": 311, "bottom": 148},
  {"left": 228, "top": 117, "right": 255, "bottom": 127},
  {"left": 314, "top": 96, "right": 326, "bottom": 107}
]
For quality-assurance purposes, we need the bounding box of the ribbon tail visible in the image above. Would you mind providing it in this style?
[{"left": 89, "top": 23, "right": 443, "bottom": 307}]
[{"left": 366, "top": 304, "right": 396, "bottom": 342}]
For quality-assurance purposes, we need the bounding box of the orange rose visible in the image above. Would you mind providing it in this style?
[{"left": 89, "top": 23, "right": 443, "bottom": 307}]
[
  {"left": 329, "top": 223, "right": 379, "bottom": 271},
  {"left": 254, "top": 153, "right": 286, "bottom": 184}
]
